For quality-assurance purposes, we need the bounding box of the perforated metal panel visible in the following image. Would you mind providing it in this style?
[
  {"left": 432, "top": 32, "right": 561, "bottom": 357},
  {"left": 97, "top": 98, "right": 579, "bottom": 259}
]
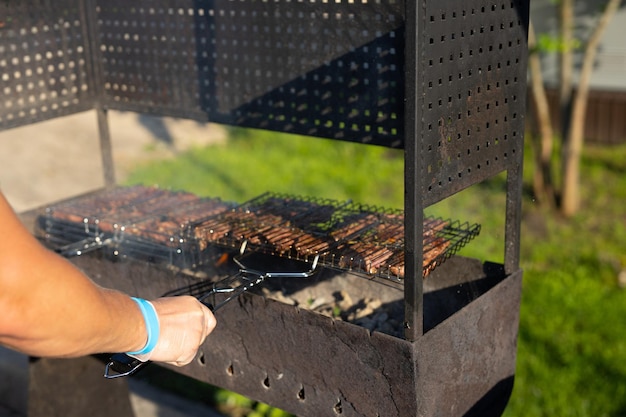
[
  {"left": 0, "top": 0, "right": 95, "bottom": 131},
  {"left": 93, "top": 0, "right": 405, "bottom": 147},
  {"left": 1, "top": 0, "right": 528, "bottom": 179},
  {"left": 419, "top": 0, "right": 529, "bottom": 205},
  {"left": 8, "top": 3, "right": 529, "bottom": 413}
]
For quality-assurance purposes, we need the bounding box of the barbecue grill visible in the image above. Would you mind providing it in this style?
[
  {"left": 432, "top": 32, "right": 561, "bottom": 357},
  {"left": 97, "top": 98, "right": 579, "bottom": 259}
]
[
  {"left": 37, "top": 188, "right": 481, "bottom": 281},
  {"left": 2, "top": 0, "right": 529, "bottom": 416}
]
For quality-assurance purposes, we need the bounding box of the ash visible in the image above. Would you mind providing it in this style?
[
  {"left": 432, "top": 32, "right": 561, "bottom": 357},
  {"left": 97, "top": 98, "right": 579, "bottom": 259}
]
[{"left": 257, "top": 269, "right": 406, "bottom": 338}]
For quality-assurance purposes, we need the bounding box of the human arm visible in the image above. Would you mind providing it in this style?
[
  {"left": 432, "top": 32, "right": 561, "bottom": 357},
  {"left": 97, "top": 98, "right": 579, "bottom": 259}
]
[{"left": 0, "top": 191, "right": 216, "bottom": 365}]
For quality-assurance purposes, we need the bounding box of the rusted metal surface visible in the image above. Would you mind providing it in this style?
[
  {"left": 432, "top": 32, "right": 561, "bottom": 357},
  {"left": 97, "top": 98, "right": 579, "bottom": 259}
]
[
  {"left": 3, "top": 0, "right": 529, "bottom": 337},
  {"left": 54, "top": 249, "right": 518, "bottom": 417},
  {"left": 7, "top": 0, "right": 529, "bottom": 413},
  {"left": 1, "top": 0, "right": 529, "bottom": 165},
  {"left": 402, "top": 0, "right": 529, "bottom": 337},
  {"left": 416, "top": 0, "right": 530, "bottom": 208},
  {"left": 28, "top": 356, "right": 135, "bottom": 417},
  {"left": 64, "top": 251, "right": 415, "bottom": 416},
  {"left": 418, "top": 265, "right": 522, "bottom": 417}
]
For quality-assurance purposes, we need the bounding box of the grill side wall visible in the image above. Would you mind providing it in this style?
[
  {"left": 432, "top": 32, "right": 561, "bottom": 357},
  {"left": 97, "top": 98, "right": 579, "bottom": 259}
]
[{"left": 46, "top": 240, "right": 518, "bottom": 417}]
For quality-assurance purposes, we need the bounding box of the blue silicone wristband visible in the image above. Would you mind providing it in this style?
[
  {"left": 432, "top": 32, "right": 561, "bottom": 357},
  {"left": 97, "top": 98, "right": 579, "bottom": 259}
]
[{"left": 127, "top": 297, "right": 160, "bottom": 356}]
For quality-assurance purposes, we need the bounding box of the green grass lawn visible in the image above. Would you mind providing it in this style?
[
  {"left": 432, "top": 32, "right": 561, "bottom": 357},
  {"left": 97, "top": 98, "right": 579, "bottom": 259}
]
[
  {"left": 126, "top": 128, "right": 626, "bottom": 417},
  {"left": 126, "top": 126, "right": 406, "bottom": 208},
  {"left": 504, "top": 144, "right": 626, "bottom": 417}
]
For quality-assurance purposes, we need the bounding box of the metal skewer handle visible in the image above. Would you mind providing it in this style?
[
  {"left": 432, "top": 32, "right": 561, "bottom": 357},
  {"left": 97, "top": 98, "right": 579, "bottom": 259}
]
[
  {"left": 104, "top": 250, "right": 318, "bottom": 379},
  {"left": 57, "top": 235, "right": 110, "bottom": 257}
]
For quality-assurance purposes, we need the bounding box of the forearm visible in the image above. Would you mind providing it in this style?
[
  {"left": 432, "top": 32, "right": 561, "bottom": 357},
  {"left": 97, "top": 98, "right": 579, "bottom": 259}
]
[
  {"left": 0, "top": 191, "right": 146, "bottom": 357},
  {"left": 0, "top": 191, "right": 216, "bottom": 364},
  {"left": 0, "top": 246, "right": 147, "bottom": 357}
]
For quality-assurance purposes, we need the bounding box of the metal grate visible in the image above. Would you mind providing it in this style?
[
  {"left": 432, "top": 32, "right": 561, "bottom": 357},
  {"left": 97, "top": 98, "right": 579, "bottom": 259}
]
[
  {"left": 37, "top": 186, "right": 232, "bottom": 268},
  {"left": 189, "top": 193, "right": 481, "bottom": 279},
  {"left": 115, "top": 196, "right": 233, "bottom": 267},
  {"left": 38, "top": 187, "right": 480, "bottom": 280},
  {"left": 37, "top": 185, "right": 159, "bottom": 249},
  {"left": 190, "top": 192, "right": 362, "bottom": 261},
  {"left": 328, "top": 210, "right": 481, "bottom": 279}
]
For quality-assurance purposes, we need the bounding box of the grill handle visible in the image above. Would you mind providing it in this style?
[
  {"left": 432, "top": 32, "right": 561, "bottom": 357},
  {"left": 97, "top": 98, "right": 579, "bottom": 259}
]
[
  {"left": 57, "top": 235, "right": 109, "bottom": 257},
  {"left": 104, "top": 251, "right": 319, "bottom": 379},
  {"left": 103, "top": 271, "right": 258, "bottom": 379},
  {"left": 104, "top": 353, "right": 147, "bottom": 379}
]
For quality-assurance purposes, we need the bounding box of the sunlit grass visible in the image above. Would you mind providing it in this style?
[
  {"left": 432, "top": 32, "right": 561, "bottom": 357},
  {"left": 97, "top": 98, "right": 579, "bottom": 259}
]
[
  {"left": 127, "top": 126, "right": 405, "bottom": 208},
  {"left": 127, "top": 131, "right": 626, "bottom": 417}
]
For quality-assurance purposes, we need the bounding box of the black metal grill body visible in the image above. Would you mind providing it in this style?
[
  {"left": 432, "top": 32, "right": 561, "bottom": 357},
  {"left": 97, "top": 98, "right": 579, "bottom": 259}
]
[
  {"left": 0, "top": 1, "right": 96, "bottom": 129},
  {"left": 38, "top": 244, "right": 519, "bottom": 417},
  {"left": 1, "top": 1, "right": 527, "bottom": 198},
  {"left": 4, "top": 0, "right": 529, "bottom": 415}
]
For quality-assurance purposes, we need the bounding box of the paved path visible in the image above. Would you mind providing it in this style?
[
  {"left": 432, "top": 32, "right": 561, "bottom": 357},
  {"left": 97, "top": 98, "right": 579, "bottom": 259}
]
[
  {"left": 0, "top": 347, "right": 224, "bottom": 417},
  {"left": 0, "top": 110, "right": 225, "bottom": 212},
  {"left": 0, "top": 111, "right": 226, "bottom": 417}
]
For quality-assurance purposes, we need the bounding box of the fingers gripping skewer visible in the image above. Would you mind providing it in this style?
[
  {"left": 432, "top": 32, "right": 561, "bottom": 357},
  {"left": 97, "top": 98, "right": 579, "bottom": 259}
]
[{"left": 104, "top": 243, "right": 318, "bottom": 379}]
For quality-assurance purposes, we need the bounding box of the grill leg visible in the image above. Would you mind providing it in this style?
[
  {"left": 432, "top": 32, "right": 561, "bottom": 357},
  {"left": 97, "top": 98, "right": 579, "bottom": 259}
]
[
  {"left": 28, "top": 356, "right": 135, "bottom": 417},
  {"left": 96, "top": 106, "right": 116, "bottom": 187}
]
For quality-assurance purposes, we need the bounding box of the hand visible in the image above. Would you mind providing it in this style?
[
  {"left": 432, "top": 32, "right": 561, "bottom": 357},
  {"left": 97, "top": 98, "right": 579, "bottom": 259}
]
[{"left": 130, "top": 296, "right": 216, "bottom": 366}]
